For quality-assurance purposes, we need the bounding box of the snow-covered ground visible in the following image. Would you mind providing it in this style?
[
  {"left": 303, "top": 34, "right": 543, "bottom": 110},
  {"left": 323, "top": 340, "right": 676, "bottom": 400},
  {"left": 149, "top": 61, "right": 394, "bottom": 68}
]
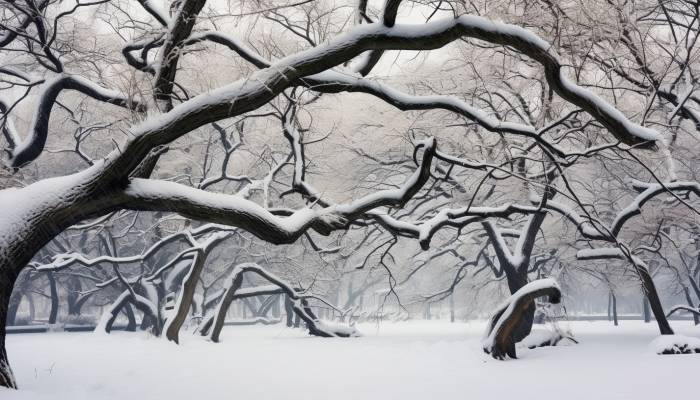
[{"left": 3, "top": 320, "right": 699, "bottom": 399}]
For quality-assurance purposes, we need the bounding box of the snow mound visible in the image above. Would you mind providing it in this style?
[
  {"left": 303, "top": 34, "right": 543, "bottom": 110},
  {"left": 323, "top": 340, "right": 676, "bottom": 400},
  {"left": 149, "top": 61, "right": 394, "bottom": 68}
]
[
  {"left": 315, "top": 321, "right": 362, "bottom": 337},
  {"left": 650, "top": 335, "right": 700, "bottom": 355},
  {"left": 519, "top": 329, "right": 577, "bottom": 349}
]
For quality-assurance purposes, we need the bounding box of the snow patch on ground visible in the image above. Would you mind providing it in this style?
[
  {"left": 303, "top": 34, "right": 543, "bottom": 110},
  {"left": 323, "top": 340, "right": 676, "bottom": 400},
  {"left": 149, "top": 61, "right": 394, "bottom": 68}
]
[
  {"left": 650, "top": 334, "right": 700, "bottom": 354},
  {"left": 3, "top": 320, "right": 699, "bottom": 400}
]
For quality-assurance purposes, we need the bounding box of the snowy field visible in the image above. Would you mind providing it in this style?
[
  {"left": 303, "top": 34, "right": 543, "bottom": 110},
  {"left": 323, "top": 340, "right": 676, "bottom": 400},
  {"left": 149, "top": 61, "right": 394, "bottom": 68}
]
[{"left": 3, "top": 320, "right": 699, "bottom": 400}]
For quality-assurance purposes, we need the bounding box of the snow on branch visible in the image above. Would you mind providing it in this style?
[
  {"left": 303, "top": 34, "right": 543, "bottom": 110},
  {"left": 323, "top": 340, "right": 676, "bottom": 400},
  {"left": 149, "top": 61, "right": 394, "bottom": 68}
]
[
  {"left": 205, "top": 263, "right": 359, "bottom": 342},
  {"left": 666, "top": 305, "right": 700, "bottom": 318},
  {"left": 135, "top": 0, "right": 171, "bottom": 27},
  {"left": 121, "top": 179, "right": 348, "bottom": 244},
  {"left": 99, "top": 15, "right": 661, "bottom": 177},
  {"left": 610, "top": 181, "right": 700, "bottom": 236},
  {"left": 7, "top": 75, "right": 145, "bottom": 167},
  {"left": 482, "top": 278, "right": 561, "bottom": 359},
  {"left": 9, "top": 14, "right": 660, "bottom": 171}
]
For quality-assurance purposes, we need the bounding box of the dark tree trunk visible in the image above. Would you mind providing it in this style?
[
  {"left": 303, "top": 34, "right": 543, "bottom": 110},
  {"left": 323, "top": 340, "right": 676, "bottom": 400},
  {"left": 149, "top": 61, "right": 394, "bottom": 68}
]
[
  {"left": 1, "top": 268, "right": 20, "bottom": 388},
  {"left": 607, "top": 292, "right": 612, "bottom": 322},
  {"left": 124, "top": 303, "right": 137, "bottom": 332},
  {"left": 209, "top": 273, "right": 243, "bottom": 343},
  {"left": 6, "top": 292, "right": 20, "bottom": 327},
  {"left": 638, "top": 269, "right": 673, "bottom": 335},
  {"left": 611, "top": 291, "right": 618, "bottom": 326},
  {"left": 484, "top": 282, "right": 562, "bottom": 359},
  {"left": 46, "top": 273, "right": 59, "bottom": 325},
  {"left": 505, "top": 270, "right": 534, "bottom": 342},
  {"left": 66, "top": 276, "right": 82, "bottom": 316},
  {"left": 6, "top": 272, "right": 31, "bottom": 326}
]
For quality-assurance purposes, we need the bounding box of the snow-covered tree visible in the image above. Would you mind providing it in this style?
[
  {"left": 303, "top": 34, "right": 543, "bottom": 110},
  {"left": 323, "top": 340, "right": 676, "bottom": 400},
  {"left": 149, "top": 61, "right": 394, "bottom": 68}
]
[{"left": 1, "top": 0, "right": 695, "bottom": 389}]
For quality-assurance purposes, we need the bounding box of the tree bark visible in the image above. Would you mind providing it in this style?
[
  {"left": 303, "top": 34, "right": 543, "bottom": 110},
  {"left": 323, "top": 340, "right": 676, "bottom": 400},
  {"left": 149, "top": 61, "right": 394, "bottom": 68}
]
[
  {"left": 46, "top": 273, "right": 59, "bottom": 325},
  {"left": 208, "top": 273, "right": 244, "bottom": 343},
  {"left": 639, "top": 269, "right": 673, "bottom": 334},
  {"left": 124, "top": 303, "right": 137, "bottom": 332},
  {"left": 484, "top": 280, "right": 561, "bottom": 360},
  {"left": 1, "top": 268, "right": 19, "bottom": 388},
  {"left": 504, "top": 269, "right": 534, "bottom": 342}
]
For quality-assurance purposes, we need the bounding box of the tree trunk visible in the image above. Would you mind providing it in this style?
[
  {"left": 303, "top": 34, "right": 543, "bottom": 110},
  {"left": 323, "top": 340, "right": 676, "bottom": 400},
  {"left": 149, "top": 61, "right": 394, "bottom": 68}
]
[
  {"left": 66, "top": 277, "right": 82, "bottom": 316},
  {"left": 484, "top": 280, "right": 561, "bottom": 359},
  {"left": 505, "top": 270, "right": 534, "bottom": 342},
  {"left": 124, "top": 303, "right": 137, "bottom": 332},
  {"left": 46, "top": 273, "right": 59, "bottom": 325},
  {"left": 638, "top": 269, "right": 673, "bottom": 334},
  {"left": 611, "top": 291, "right": 618, "bottom": 326},
  {"left": 164, "top": 249, "right": 215, "bottom": 343},
  {"left": 6, "top": 292, "right": 20, "bottom": 327},
  {"left": 209, "top": 273, "right": 244, "bottom": 343},
  {"left": 285, "top": 295, "right": 294, "bottom": 327},
  {"left": 449, "top": 292, "right": 455, "bottom": 323},
  {"left": 1, "top": 268, "right": 19, "bottom": 388}
]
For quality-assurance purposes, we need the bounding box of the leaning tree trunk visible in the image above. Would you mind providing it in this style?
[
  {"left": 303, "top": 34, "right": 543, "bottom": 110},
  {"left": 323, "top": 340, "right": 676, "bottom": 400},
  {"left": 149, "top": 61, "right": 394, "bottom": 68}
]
[
  {"left": 504, "top": 269, "right": 534, "bottom": 342},
  {"left": 638, "top": 269, "right": 674, "bottom": 334},
  {"left": 483, "top": 279, "right": 562, "bottom": 360}
]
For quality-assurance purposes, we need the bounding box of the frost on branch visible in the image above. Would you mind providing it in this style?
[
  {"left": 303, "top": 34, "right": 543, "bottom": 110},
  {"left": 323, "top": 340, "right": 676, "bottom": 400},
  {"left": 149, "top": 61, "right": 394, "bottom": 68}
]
[{"left": 483, "top": 278, "right": 562, "bottom": 360}]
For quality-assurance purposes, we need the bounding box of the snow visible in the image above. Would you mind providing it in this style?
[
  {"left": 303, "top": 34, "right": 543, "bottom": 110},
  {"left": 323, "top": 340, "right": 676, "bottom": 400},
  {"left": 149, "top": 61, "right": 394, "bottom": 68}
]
[
  {"left": 0, "top": 161, "right": 104, "bottom": 254},
  {"left": 650, "top": 334, "right": 700, "bottom": 354},
  {"left": 4, "top": 320, "right": 699, "bottom": 399},
  {"left": 520, "top": 328, "right": 569, "bottom": 349},
  {"left": 124, "top": 178, "right": 326, "bottom": 236}
]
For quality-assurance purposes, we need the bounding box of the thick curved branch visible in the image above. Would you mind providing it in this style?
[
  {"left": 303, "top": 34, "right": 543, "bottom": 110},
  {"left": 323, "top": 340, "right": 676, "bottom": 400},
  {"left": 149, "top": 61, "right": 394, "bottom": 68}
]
[
  {"left": 20, "top": 15, "right": 660, "bottom": 170},
  {"left": 7, "top": 74, "right": 145, "bottom": 167},
  {"left": 120, "top": 178, "right": 349, "bottom": 244}
]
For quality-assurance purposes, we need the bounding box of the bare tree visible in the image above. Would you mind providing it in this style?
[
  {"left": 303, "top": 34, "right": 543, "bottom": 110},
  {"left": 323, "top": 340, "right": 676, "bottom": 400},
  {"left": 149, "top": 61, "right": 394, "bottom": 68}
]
[{"left": 0, "top": 0, "right": 693, "bottom": 388}]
